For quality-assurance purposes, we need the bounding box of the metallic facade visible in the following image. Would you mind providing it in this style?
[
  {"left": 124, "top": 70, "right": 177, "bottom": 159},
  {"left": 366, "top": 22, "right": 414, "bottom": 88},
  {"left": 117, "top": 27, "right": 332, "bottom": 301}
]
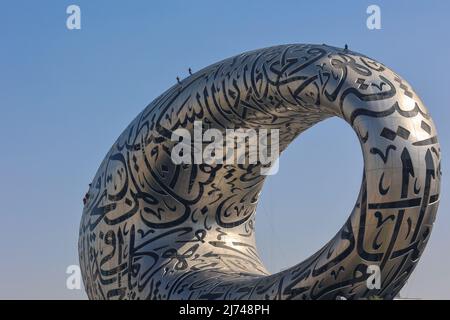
[{"left": 79, "top": 44, "right": 441, "bottom": 300}]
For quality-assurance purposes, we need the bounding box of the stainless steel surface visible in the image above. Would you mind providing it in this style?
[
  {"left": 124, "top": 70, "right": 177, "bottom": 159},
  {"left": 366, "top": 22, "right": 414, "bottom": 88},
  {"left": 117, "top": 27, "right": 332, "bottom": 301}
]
[{"left": 79, "top": 44, "right": 441, "bottom": 300}]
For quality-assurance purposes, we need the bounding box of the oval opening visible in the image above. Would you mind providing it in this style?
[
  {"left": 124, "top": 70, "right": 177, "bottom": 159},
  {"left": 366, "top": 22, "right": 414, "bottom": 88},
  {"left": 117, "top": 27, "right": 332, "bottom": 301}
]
[{"left": 255, "top": 117, "right": 363, "bottom": 273}]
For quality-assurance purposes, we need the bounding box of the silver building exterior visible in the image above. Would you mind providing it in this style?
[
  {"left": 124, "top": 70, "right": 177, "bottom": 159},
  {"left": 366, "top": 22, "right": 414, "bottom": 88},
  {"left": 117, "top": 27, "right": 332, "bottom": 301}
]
[{"left": 79, "top": 44, "right": 441, "bottom": 300}]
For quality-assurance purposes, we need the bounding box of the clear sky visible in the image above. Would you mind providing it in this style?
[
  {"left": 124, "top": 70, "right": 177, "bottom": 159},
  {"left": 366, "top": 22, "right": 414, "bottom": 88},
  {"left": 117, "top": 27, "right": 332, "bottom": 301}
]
[{"left": 0, "top": 0, "right": 449, "bottom": 299}]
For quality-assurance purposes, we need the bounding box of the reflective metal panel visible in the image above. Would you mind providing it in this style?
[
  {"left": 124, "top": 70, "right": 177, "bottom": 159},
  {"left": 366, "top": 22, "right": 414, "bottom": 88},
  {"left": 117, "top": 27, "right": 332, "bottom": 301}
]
[{"left": 79, "top": 44, "right": 441, "bottom": 300}]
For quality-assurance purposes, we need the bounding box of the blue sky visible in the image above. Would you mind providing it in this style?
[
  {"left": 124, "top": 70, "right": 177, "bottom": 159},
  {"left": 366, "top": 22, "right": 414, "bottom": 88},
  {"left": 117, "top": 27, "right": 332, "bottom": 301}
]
[{"left": 0, "top": 0, "right": 449, "bottom": 299}]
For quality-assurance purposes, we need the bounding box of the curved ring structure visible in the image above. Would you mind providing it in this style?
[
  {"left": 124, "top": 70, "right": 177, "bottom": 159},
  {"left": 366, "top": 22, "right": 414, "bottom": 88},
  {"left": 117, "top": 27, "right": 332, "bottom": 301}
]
[{"left": 79, "top": 44, "right": 441, "bottom": 300}]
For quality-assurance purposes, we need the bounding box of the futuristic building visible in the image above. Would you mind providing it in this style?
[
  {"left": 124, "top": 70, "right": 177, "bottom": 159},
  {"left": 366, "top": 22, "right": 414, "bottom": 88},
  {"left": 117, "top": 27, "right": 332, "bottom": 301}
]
[{"left": 79, "top": 44, "right": 441, "bottom": 300}]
